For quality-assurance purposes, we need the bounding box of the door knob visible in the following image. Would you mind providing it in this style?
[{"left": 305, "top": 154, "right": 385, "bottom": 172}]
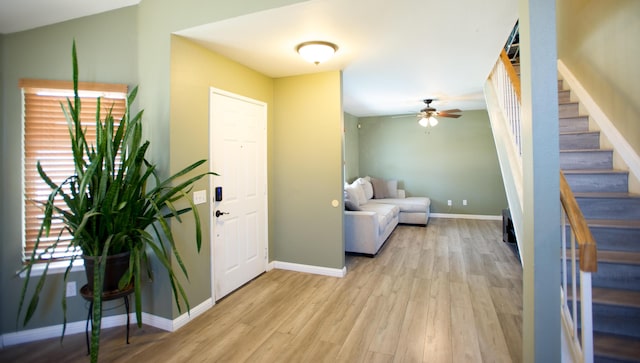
[{"left": 215, "top": 210, "right": 229, "bottom": 218}]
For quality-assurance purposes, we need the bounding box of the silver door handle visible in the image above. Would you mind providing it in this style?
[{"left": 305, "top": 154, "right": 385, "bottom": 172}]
[{"left": 215, "top": 210, "right": 229, "bottom": 218}]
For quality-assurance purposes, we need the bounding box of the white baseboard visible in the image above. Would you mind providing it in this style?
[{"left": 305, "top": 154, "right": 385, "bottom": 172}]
[
  {"left": 1, "top": 297, "right": 214, "bottom": 347},
  {"left": 271, "top": 260, "right": 346, "bottom": 278},
  {"left": 431, "top": 213, "right": 502, "bottom": 221},
  {"left": 168, "top": 298, "right": 214, "bottom": 332},
  {"left": 2, "top": 312, "right": 130, "bottom": 347}
]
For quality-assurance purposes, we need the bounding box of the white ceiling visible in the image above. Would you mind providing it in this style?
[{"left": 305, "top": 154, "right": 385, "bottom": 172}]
[
  {"left": 1, "top": 0, "right": 518, "bottom": 117},
  {"left": 0, "top": 0, "right": 140, "bottom": 34}
]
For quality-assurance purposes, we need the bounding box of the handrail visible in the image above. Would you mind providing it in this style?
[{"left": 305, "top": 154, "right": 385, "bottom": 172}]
[
  {"left": 496, "top": 49, "right": 597, "bottom": 273},
  {"left": 490, "top": 49, "right": 523, "bottom": 156},
  {"left": 499, "top": 49, "right": 521, "bottom": 102},
  {"left": 559, "top": 171, "right": 598, "bottom": 272},
  {"left": 487, "top": 40, "right": 597, "bottom": 362}
]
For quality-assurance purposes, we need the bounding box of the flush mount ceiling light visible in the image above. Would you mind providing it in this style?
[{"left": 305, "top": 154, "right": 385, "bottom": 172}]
[{"left": 296, "top": 41, "right": 338, "bottom": 65}]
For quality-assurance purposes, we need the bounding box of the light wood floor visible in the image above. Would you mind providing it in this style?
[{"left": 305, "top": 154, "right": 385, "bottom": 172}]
[{"left": 0, "top": 218, "right": 523, "bottom": 362}]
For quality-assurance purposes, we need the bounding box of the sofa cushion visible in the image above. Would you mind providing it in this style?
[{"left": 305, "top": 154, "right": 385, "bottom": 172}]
[
  {"left": 344, "top": 190, "right": 360, "bottom": 211},
  {"left": 356, "top": 177, "right": 374, "bottom": 200},
  {"left": 368, "top": 197, "right": 430, "bottom": 213},
  {"left": 345, "top": 184, "right": 361, "bottom": 207},
  {"left": 370, "top": 177, "right": 389, "bottom": 199},
  {"left": 360, "top": 202, "right": 400, "bottom": 233},
  {"left": 386, "top": 179, "right": 398, "bottom": 198},
  {"left": 347, "top": 181, "right": 367, "bottom": 206}
]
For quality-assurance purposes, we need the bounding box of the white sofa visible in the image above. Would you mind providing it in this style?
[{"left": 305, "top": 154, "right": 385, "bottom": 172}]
[{"left": 344, "top": 177, "right": 431, "bottom": 255}]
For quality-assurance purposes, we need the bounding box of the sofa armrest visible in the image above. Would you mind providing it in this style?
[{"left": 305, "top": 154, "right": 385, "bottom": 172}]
[
  {"left": 344, "top": 210, "right": 378, "bottom": 231},
  {"left": 344, "top": 210, "right": 378, "bottom": 250}
]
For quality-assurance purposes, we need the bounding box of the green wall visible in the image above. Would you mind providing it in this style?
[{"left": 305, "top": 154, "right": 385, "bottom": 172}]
[
  {"left": 273, "top": 72, "right": 345, "bottom": 269},
  {"left": 357, "top": 110, "right": 507, "bottom": 215},
  {"left": 1, "top": 0, "right": 347, "bottom": 337},
  {"left": 169, "top": 35, "right": 275, "bottom": 315},
  {"left": 344, "top": 112, "right": 360, "bottom": 182},
  {"left": 0, "top": 6, "right": 139, "bottom": 332},
  {"left": 557, "top": 0, "right": 640, "bottom": 156},
  {"left": 136, "top": 0, "right": 315, "bottom": 320}
]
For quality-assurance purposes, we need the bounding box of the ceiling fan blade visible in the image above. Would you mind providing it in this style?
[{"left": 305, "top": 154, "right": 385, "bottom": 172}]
[
  {"left": 437, "top": 113, "right": 461, "bottom": 118},
  {"left": 439, "top": 109, "right": 462, "bottom": 114}
]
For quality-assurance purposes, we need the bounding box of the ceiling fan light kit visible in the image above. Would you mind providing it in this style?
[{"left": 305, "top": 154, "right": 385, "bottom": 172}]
[
  {"left": 416, "top": 99, "right": 461, "bottom": 127},
  {"left": 418, "top": 115, "right": 438, "bottom": 127},
  {"left": 296, "top": 41, "right": 338, "bottom": 65}
]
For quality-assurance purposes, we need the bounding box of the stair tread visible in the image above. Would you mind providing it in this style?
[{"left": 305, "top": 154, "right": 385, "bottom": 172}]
[
  {"left": 560, "top": 101, "right": 580, "bottom": 106},
  {"left": 587, "top": 219, "right": 640, "bottom": 228},
  {"left": 558, "top": 115, "right": 589, "bottom": 120},
  {"left": 575, "top": 192, "right": 640, "bottom": 199},
  {"left": 592, "top": 287, "right": 640, "bottom": 308},
  {"left": 598, "top": 250, "right": 640, "bottom": 265},
  {"left": 594, "top": 332, "right": 640, "bottom": 362},
  {"left": 559, "top": 130, "right": 600, "bottom": 136},
  {"left": 563, "top": 169, "right": 628, "bottom": 175},
  {"left": 569, "top": 250, "right": 640, "bottom": 265},
  {"left": 560, "top": 115, "right": 588, "bottom": 119},
  {"left": 560, "top": 149, "right": 612, "bottom": 153}
]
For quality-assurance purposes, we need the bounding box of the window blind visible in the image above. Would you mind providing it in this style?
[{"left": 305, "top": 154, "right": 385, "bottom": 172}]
[{"left": 20, "top": 79, "right": 127, "bottom": 261}]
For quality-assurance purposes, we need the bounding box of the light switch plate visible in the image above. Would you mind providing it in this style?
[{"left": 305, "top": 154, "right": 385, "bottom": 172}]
[{"left": 193, "top": 190, "right": 207, "bottom": 205}]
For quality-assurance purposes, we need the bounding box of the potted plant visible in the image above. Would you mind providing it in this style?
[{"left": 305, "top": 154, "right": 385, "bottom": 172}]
[{"left": 18, "top": 41, "right": 215, "bottom": 362}]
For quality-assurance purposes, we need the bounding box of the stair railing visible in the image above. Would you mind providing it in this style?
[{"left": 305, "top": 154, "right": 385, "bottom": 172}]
[
  {"left": 560, "top": 171, "right": 597, "bottom": 363},
  {"left": 490, "top": 50, "right": 522, "bottom": 155},
  {"left": 486, "top": 49, "right": 598, "bottom": 363}
]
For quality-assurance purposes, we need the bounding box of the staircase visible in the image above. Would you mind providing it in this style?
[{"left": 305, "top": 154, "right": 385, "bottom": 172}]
[{"left": 558, "top": 79, "right": 640, "bottom": 363}]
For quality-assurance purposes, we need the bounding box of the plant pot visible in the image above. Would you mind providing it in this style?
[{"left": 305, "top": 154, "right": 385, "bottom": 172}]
[{"left": 83, "top": 251, "right": 131, "bottom": 293}]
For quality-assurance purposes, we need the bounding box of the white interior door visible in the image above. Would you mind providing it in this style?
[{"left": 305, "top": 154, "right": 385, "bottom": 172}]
[{"left": 209, "top": 88, "right": 267, "bottom": 300}]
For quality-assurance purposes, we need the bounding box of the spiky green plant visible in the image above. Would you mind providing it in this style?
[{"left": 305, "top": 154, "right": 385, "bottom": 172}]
[{"left": 18, "top": 41, "right": 216, "bottom": 362}]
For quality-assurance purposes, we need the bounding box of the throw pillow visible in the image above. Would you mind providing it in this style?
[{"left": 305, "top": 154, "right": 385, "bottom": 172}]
[
  {"left": 344, "top": 191, "right": 360, "bottom": 211},
  {"left": 371, "top": 177, "right": 388, "bottom": 199},
  {"left": 345, "top": 185, "right": 359, "bottom": 206},
  {"left": 348, "top": 181, "right": 367, "bottom": 205},
  {"left": 386, "top": 179, "right": 398, "bottom": 198},
  {"left": 356, "top": 177, "right": 374, "bottom": 200}
]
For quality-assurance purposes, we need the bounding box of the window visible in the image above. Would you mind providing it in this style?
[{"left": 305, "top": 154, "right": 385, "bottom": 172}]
[{"left": 20, "top": 79, "right": 127, "bottom": 262}]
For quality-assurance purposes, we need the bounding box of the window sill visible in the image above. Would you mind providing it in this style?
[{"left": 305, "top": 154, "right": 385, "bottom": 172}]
[{"left": 18, "top": 259, "right": 84, "bottom": 278}]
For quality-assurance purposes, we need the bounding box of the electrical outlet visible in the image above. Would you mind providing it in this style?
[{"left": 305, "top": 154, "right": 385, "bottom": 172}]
[
  {"left": 193, "top": 190, "right": 207, "bottom": 205},
  {"left": 447, "top": 200, "right": 452, "bottom": 206},
  {"left": 463, "top": 199, "right": 468, "bottom": 206},
  {"left": 66, "top": 281, "right": 76, "bottom": 297}
]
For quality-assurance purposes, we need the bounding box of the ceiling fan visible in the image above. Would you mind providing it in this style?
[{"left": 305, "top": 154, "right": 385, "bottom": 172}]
[{"left": 417, "top": 99, "right": 462, "bottom": 127}]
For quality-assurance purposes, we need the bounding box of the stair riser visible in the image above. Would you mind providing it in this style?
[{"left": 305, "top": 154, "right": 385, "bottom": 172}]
[
  {"left": 561, "top": 151, "right": 613, "bottom": 170},
  {"left": 593, "top": 355, "right": 633, "bottom": 363},
  {"left": 577, "top": 198, "right": 640, "bottom": 220},
  {"left": 571, "top": 263, "right": 640, "bottom": 291},
  {"left": 559, "top": 90, "right": 571, "bottom": 103},
  {"left": 560, "top": 133, "right": 600, "bottom": 150},
  {"left": 571, "top": 303, "right": 640, "bottom": 339},
  {"left": 560, "top": 117, "right": 589, "bottom": 133},
  {"left": 565, "top": 173, "right": 629, "bottom": 193},
  {"left": 560, "top": 103, "right": 580, "bottom": 118},
  {"left": 568, "top": 263, "right": 640, "bottom": 292},
  {"left": 588, "top": 227, "right": 640, "bottom": 253}
]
